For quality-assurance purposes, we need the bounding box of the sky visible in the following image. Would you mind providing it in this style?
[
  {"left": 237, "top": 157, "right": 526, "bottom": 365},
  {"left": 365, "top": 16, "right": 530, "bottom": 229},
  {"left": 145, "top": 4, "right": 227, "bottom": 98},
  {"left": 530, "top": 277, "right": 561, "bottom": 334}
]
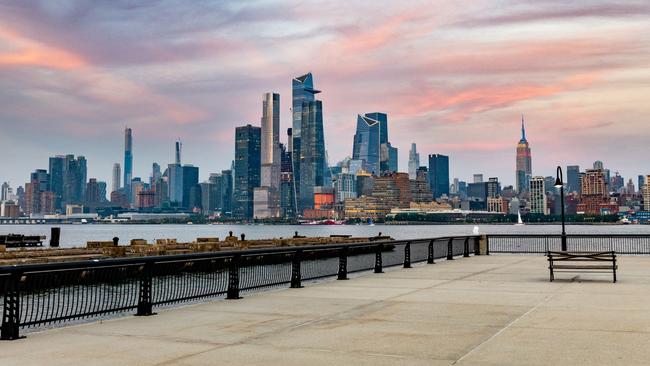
[{"left": 1, "top": 0, "right": 649, "bottom": 189}]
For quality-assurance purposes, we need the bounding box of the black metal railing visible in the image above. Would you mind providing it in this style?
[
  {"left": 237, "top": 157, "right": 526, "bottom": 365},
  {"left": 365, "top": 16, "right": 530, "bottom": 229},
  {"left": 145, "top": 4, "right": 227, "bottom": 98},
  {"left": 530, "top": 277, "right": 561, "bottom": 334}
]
[
  {"left": 487, "top": 234, "right": 650, "bottom": 255},
  {"left": 0, "top": 235, "right": 481, "bottom": 340}
]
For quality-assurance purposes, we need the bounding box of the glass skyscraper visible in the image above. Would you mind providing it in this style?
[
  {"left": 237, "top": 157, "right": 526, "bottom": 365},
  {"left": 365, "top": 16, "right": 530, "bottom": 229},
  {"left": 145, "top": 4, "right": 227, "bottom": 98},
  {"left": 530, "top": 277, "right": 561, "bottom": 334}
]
[
  {"left": 234, "top": 124, "right": 261, "bottom": 219},
  {"left": 567, "top": 165, "right": 581, "bottom": 194},
  {"left": 48, "top": 155, "right": 65, "bottom": 210},
  {"left": 292, "top": 73, "right": 320, "bottom": 212},
  {"left": 298, "top": 100, "right": 325, "bottom": 211},
  {"left": 352, "top": 114, "right": 381, "bottom": 174},
  {"left": 428, "top": 154, "right": 450, "bottom": 199}
]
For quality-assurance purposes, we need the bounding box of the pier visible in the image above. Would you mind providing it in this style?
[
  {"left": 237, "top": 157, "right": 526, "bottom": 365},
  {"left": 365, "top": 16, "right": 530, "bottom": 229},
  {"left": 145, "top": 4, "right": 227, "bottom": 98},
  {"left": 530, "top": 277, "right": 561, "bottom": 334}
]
[{"left": 1, "top": 234, "right": 650, "bottom": 365}]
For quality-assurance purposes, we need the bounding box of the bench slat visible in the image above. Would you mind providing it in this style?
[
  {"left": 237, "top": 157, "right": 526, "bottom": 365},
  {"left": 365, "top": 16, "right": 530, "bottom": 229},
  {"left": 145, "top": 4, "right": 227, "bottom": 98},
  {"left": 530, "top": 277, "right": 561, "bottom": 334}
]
[{"left": 551, "top": 265, "right": 617, "bottom": 270}]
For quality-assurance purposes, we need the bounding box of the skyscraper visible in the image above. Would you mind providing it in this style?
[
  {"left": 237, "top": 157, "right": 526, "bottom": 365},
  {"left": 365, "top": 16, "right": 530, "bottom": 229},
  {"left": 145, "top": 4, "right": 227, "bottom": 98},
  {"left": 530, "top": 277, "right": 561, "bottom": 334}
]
[
  {"left": 112, "top": 163, "right": 121, "bottom": 193},
  {"left": 408, "top": 143, "right": 419, "bottom": 180},
  {"left": 255, "top": 92, "right": 281, "bottom": 218},
  {"left": 363, "top": 112, "right": 397, "bottom": 174},
  {"left": 639, "top": 175, "right": 645, "bottom": 193},
  {"left": 515, "top": 115, "right": 532, "bottom": 194},
  {"left": 175, "top": 140, "right": 182, "bottom": 165},
  {"left": 567, "top": 165, "right": 580, "bottom": 194},
  {"left": 299, "top": 100, "right": 325, "bottom": 212},
  {"left": 428, "top": 154, "right": 450, "bottom": 199},
  {"left": 48, "top": 155, "right": 65, "bottom": 209},
  {"left": 292, "top": 73, "right": 320, "bottom": 207},
  {"left": 124, "top": 127, "right": 133, "bottom": 196},
  {"left": 1, "top": 182, "right": 9, "bottom": 201},
  {"left": 352, "top": 114, "right": 381, "bottom": 174},
  {"left": 234, "top": 124, "right": 261, "bottom": 219},
  {"left": 280, "top": 130, "right": 296, "bottom": 218},
  {"left": 151, "top": 163, "right": 161, "bottom": 187},
  {"left": 168, "top": 163, "right": 183, "bottom": 205},
  {"left": 641, "top": 175, "right": 650, "bottom": 211},
  {"left": 63, "top": 155, "right": 86, "bottom": 206},
  {"left": 529, "top": 176, "right": 547, "bottom": 214},
  {"left": 182, "top": 165, "right": 199, "bottom": 209}
]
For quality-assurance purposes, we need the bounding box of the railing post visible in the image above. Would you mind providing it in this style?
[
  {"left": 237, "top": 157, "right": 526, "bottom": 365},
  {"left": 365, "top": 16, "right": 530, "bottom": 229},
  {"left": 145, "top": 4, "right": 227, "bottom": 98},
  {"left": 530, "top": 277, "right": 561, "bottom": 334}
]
[
  {"left": 463, "top": 237, "right": 470, "bottom": 257},
  {"left": 136, "top": 262, "right": 154, "bottom": 316},
  {"left": 447, "top": 238, "right": 454, "bottom": 260},
  {"left": 1, "top": 271, "right": 22, "bottom": 340},
  {"left": 403, "top": 241, "right": 412, "bottom": 268},
  {"left": 291, "top": 250, "right": 303, "bottom": 288},
  {"left": 427, "top": 239, "right": 435, "bottom": 264},
  {"left": 338, "top": 246, "right": 348, "bottom": 280},
  {"left": 486, "top": 235, "right": 490, "bottom": 255},
  {"left": 227, "top": 254, "right": 241, "bottom": 299},
  {"left": 374, "top": 244, "right": 383, "bottom": 273},
  {"left": 474, "top": 237, "right": 480, "bottom": 255}
]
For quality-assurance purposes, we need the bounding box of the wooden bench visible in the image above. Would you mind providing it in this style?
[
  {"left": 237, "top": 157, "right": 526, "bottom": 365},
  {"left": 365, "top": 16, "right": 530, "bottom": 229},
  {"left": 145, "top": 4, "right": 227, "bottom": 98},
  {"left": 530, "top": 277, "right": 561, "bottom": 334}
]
[{"left": 547, "top": 251, "right": 617, "bottom": 283}]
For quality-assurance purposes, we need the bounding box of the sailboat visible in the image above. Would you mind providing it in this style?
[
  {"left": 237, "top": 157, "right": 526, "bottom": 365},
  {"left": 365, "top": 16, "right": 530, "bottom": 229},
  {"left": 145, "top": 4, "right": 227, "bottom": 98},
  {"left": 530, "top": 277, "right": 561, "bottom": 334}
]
[{"left": 515, "top": 211, "right": 524, "bottom": 226}]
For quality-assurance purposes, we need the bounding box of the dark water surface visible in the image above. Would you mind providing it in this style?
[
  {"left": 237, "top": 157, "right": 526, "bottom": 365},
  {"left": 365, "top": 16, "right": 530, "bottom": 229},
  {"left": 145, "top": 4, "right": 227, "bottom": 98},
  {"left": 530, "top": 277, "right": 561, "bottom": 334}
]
[{"left": 1, "top": 223, "right": 649, "bottom": 248}]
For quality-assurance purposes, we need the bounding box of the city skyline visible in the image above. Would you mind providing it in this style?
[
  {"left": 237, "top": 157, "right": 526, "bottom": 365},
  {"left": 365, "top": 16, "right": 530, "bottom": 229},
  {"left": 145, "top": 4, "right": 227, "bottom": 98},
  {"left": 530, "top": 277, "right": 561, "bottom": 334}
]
[{"left": 1, "top": 2, "right": 649, "bottom": 187}]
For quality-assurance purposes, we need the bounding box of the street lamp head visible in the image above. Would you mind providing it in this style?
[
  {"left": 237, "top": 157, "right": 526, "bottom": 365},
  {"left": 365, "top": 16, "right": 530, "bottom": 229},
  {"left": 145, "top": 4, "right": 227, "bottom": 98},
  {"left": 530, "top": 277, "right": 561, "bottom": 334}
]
[{"left": 555, "top": 166, "right": 564, "bottom": 187}]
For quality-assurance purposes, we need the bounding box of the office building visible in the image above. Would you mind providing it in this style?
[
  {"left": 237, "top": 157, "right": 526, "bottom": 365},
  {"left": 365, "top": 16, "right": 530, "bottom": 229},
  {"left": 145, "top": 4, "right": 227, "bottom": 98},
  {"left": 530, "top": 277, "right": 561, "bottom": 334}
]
[
  {"left": 577, "top": 169, "right": 617, "bottom": 215},
  {"left": 642, "top": 175, "right": 650, "bottom": 211},
  {"left": 428, "top": 154, "right": 449, "bottom": 199},
  {"left": 529, "top": 176, "right": 547, "bottom": 214},
  {"left": 352, "top": 114, "right": 381, "bottom": 174},
  {"left": 298, "top": 100, "right": 326, "bottom": 212},
  {"left": 1, "top": 182, "right": 9, "bottom": 202},
  {"left": 567, "top": 165, "right": 580, "bottom": 194},
  {"left": 58, "top": 155, "right": 87, "bottom": 207},
  {"left": 487, "top": 177, "right": 501, "bottom": 198},
  {"left": 410, "top": 170, "right": 433, "bottom": 203},
  {"left": 292, "top": 73, "right": 320, "bottom": 208},
  {"left": 334, "top": 172, "right": 356, "bottom": 203},
  {"left": 408, "top": 143, "right": 420, "bottom": 180},
  {"left": 234, "top": 124, "right": 261, "bottom": 219},
  {"left": 372, "top": 173, "right": 411, "bottom": 209},
  {"left": 356, "top": 171, "right": 374, "bottom": 197}
]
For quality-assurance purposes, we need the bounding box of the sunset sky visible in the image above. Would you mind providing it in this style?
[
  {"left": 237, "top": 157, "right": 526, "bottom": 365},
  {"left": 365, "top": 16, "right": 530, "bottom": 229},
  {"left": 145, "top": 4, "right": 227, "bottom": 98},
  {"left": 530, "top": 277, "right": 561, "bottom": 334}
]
[{"left": 1, "top": 1, "right": 649, "bottom": 188}]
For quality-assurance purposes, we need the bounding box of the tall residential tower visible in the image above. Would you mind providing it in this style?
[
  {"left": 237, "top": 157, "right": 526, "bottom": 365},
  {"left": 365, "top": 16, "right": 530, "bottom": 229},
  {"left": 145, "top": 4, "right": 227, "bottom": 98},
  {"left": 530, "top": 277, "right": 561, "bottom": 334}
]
[
  {"left": 254, "top": 92, "right": 281, "bottom": 218},
  {"left": 123, "top": 127, "right": 133, "bottom": 196}
]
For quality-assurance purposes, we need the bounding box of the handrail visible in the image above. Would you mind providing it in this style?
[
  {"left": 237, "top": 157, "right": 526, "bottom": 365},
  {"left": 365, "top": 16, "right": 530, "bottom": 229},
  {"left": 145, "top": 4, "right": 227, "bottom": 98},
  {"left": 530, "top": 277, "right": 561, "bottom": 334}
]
[
  {"left": 0, "top": 236, "right": 480, "bottom": 274},
  {"left": 0, "top": 234, "right": 482, "bottom": 340}
]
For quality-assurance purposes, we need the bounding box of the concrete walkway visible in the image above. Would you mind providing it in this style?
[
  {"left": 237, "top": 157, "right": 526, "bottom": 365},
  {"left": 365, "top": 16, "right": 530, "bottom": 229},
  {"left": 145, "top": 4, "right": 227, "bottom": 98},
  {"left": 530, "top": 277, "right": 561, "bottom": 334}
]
[{"left": 2, "top": 255, "right": 650, "bottom": 365}]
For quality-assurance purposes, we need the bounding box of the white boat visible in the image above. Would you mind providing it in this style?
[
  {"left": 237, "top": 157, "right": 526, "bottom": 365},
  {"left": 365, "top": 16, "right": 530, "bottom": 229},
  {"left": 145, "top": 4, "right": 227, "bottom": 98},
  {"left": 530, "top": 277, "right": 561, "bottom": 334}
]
[{"left": 515, "top": 211, "right": 524, "bottom": 226}]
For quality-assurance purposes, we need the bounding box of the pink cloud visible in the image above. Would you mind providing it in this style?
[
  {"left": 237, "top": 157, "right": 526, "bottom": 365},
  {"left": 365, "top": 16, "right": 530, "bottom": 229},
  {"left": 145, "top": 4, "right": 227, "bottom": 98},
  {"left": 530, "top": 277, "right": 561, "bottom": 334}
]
[{"left": 0, "top": 27, "right": 86, "bottom": 69}]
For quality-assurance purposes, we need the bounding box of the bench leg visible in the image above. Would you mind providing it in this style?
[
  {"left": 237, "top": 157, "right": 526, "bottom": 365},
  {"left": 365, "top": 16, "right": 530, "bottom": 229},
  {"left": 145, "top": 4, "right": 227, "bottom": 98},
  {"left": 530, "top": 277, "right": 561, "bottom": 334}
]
[
  {"left": 549, "top": 267, "right": 554, "bottom": 282},
  {"left": 613, "top": 268, "right": 617, "bottom": 283}
]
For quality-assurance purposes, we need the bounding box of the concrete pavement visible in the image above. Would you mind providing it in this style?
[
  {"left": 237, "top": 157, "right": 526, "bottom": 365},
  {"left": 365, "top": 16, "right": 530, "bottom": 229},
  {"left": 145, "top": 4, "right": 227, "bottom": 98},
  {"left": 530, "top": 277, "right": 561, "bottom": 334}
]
[{"left": 1, "top": 255, "right": 649, "bottom": 365}]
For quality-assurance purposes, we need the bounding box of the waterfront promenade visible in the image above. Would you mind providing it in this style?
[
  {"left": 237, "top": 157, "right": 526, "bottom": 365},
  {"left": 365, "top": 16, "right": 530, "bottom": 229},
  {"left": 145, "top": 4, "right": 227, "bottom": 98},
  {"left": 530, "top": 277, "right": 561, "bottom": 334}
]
[{"left": 2, "top": 255, "right": 649, "bottom": 365}]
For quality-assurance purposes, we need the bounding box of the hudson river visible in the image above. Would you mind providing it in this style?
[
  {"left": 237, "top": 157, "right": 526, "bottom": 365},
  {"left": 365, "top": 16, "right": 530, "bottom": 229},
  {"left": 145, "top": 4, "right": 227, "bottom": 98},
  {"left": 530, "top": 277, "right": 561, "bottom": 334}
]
[{"left": 2, "top": 224, "right": 650, "bottom": 248}]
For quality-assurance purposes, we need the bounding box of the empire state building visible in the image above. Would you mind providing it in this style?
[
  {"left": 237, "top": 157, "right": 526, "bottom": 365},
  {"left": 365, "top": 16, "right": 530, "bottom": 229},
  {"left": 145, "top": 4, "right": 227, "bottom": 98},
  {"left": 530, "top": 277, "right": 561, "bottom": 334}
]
[{"left": 515, "top": 115, "right": 532, "bottom": 194}]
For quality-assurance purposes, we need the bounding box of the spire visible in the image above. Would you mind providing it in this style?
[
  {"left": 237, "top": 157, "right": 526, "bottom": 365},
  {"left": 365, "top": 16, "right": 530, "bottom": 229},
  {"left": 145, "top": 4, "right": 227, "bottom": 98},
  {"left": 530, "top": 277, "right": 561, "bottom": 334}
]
[
  {"left": 521, "top": 114, "right": 526, "bottom": 142},
  {"left": 175, "top": 139, "right": 182, "bottom": 165}
]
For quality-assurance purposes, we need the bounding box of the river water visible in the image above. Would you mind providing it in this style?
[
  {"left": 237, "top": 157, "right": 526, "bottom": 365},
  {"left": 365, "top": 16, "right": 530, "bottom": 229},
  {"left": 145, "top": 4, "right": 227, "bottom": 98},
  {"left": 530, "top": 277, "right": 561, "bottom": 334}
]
[{"left": 2, "top": 224, "right": 650, "bottom": 248}]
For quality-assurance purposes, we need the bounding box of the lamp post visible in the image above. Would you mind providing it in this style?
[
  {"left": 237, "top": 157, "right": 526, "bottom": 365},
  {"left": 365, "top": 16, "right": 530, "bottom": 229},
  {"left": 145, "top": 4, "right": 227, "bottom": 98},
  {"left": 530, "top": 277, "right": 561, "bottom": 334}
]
[{"left": 554, "top": 166, "right": 567, "bottom": 251}]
